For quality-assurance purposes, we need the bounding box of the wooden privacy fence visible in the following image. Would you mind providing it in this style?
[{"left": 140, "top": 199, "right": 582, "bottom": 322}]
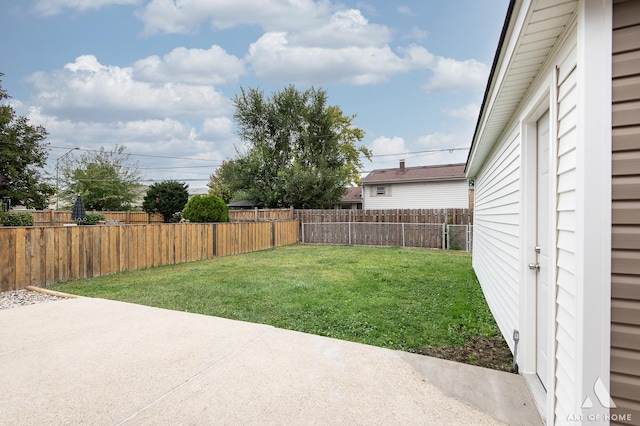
[
  {"left": 294, "top": 208, "right": 473, "bottom": 224},
  {"left": 228, "top": 208, "right": 294, "bottom": 222},
  {"left": 28, "top": 210, "right": 164, "bottom": 226},
  {"left": 24, "top": 208, "right": 471, "bottom": 225},
  {"left": 0, "top": 220, "right": 299, "bottom": 292},
  {"left": 301, "top": 222, "right": 473, "bottom": 251}
]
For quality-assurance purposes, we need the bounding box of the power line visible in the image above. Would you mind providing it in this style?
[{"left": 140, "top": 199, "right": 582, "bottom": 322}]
[
  {"left": 46, "top": 145, "right": 223, "bottom": 163},
  {"left": 363, "top": 147, "right": 469, "bottom": 158}
]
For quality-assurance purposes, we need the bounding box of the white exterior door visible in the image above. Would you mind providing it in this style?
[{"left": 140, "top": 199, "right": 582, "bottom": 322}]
[{"left": 536, "top": 110, "right": 550, "bottom": 391}]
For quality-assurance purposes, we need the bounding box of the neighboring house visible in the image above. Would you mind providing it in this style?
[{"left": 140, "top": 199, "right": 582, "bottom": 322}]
[
  {"left": 334, "top": 187, "right": 362, "bottom": 210},
  {"left": 466, "top": 0, "right": 639, "bottom": 424},
  {"left": 227, "top": 199, "right": 256, "bottom": 209},
  {"left": 361, "top": 161, "right": 469, "bottom": 210},
  {"left": 188, "top": 187, "right": 209, "bottom": 198}
]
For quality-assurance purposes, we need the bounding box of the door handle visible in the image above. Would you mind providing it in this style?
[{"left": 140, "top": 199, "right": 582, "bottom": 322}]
[{"left": 528, "top": 263, "right": 540, "bottom": 271}]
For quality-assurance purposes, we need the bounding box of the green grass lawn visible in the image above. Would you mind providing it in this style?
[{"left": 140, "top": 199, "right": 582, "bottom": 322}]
[{"left": 50, "top": 244, "right": 501, "bottom": 354}]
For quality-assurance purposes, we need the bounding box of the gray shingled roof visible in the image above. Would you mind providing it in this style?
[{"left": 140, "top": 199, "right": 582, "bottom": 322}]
[{"left": 362, "top": 163, "right": 466, "bottom": 184}]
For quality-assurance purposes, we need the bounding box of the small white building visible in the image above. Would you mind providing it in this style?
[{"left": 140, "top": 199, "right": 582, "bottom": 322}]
[
  {"left": 361, "top": 162, "right": 469, "bottom": 210},
  {"left": 466, "top": 0, "right": 639, "bottom": 424}
]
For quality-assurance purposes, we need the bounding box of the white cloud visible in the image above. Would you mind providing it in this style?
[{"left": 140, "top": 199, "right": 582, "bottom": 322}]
[
  {"left": 29, "top": 106, "right": 237, "bottom": 184},
  {"left": 442, "top": 104, "right": 480, "bottom": 120},
  {"left": 290, "top": 9, "right": 391, "bottom": 48},
  {"left": 247, "top": 33, "right": 434, "bottom": 85},
  {"left": 368, "top": 136, "right": 407, "bottom": 157},
  {"left": 423, "top": 57, "right": 489, "bottom": 93},
  {"left": 365, "top": 130, "right": 472, "bottom": 170},
  {"left": 34, "top": 0, "right": 139, "bottom": 16},
  {"left": 201, "top": 117, "right": 234, "bottom": 138},
  {"left": 397, "top": 6, "right": 414, "bottom": 16},
  {"left": 27, "top": 55, "right": 231, "bottom": 122},
  {"left": 132, "top": 45, "right": 245, "bottom": 85},
  {"left": 137, "top": 0, "right": 332, "bottom": 34},
  {"left": 404, "top": 26, "right": 428, "bottom": 41},
  {"left": 136, "top": 1, "right": 485, "bottom": 93}
]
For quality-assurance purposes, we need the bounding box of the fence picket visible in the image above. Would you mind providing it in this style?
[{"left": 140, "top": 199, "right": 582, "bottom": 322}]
[{"left": 0, "top": 221, "right": 300, "bottom": 292}]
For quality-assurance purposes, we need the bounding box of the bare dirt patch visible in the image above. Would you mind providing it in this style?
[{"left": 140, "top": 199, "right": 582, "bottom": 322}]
[{"left": 418, "top": 335, "right": 516, "bottom": 373}]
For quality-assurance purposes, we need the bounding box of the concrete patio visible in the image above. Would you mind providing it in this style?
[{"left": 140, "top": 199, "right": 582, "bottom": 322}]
[{"left": 0, "top": 297, "right": 541, "bottom": 425}]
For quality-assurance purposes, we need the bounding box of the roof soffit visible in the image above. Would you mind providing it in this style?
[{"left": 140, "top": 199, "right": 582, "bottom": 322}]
[{"left": 467, "top": 0, "right": 578, "bottom": 177}]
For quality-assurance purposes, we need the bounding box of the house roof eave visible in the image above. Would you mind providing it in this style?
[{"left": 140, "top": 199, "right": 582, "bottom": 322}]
[
  {"left": 465, "top": 0, "right": 579, "bottom": 178},
  {"left": 362, "top": 176, "right": 467, "bottom": 185},
  {"left": 466, "top": 0, "right": 518, "bottom": 178}
]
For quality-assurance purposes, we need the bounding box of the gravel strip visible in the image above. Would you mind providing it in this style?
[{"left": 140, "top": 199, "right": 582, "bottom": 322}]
[{"left": 0, "top": 289, "right": 65, "bottom": 310}]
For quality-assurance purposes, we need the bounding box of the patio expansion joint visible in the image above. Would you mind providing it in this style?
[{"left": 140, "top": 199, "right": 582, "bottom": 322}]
[{"left": 114, "top": 325, "right": 276, "bottom": 425}]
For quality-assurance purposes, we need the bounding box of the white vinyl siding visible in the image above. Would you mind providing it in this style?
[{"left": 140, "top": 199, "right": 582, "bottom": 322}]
[
  {"left": 554, "top": 45, "right": 579, "bottom": 421},
  {"left": 363, "top": 180, "right": 468, "bottom": 210},
  {"left": 472, "top": 129, "right": 521, "bottom": 351}
]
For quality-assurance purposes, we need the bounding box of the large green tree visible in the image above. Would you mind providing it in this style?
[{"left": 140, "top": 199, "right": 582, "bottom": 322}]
[
  {"left": 224, "top": 85, "right": 370, "bottom": 208},
  {"left": 59, "top": 145, "right": 142, "bottom": 211},
  {"left": 142, "top": 180, "right": 189, "bottom": 222},
  {"left": 207, "top": 160, "right": 240, "bottom": 204},
  {"left": 0, "top": 72, "right": 54, "bottom": 209}
]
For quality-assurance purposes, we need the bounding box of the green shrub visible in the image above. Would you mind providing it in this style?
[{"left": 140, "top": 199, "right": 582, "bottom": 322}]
[
  {"left": 77, "top": 213, "right": 106, "bottom": 225},
  {"left": 2, "top": 212, "right": 34, "bottom": 226},
  {"left": 183, "top": 194, "right": 229, "bottom": 223}
]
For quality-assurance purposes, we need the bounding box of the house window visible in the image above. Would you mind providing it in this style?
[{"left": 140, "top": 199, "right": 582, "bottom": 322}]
[{"left": 376, "top": 186, "right": 386, "bottom": 196}]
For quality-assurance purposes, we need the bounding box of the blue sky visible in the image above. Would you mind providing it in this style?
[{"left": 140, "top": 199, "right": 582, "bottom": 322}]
[{"left": 1, "top": 0, "right": 509, "bottom": 190}]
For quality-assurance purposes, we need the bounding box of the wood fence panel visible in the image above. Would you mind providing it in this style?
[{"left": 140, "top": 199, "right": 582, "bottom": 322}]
[
  {"left": 0, "top": 229, "right": 14, "bottom": 291},
  {"left": 102, "top": 226, "right": 111, "bottom": 275},
  {"left": 14, "top": 228, "right": 26, "bottom": 290},
  {"left": 68, "top": 227, "right": 79, "bottom": 280},
  {"left": 229, "top": 208, "right": 293, "bottom": 222},
  {"left": 44, "top": 228, "right": 55, "bottom": 285},
  {"left": 111, "top": 226, "right": 121, "bottom": 275},
  {"left": 134, "top": 226, "right": 144, "bottom": 270},
  {"left": 91, "top": 226, "right": 101, "bottom": 277},
  {"left": 198, "top": 225, "right": 207, "bottom": 260},
  {"left": 215, "top": 224, "right": 225, "bottom": 257},
  {"left": 25, "top": 228, "right": 36, "bottom": 287},
  {"left": 274, "top": 221, "right": 299, "bottom": 247},
  {"left": 173, "top": 225, "right": 183, "bottom": 264},
  {"left": 24, "top": 210, "right": 163, "bottom": 226},
  {"left": 1, "top": 220, "right": 299, "bottom": 290}
]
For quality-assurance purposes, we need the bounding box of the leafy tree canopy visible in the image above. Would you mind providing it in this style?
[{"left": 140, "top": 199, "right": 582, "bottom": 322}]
[
  {"left": 219, "top": 85, "right": 371, "bottom": 208},
  {"left": 0, "top": 72, "right": 54, "bottom": 209},
  {"left": 142, "top": 180, "right": 189, "bottom": 222},
  {"left": 59, "top": 145, "right": 142, "bottom": 211},
  {"left": 207, "top": 160, "right": 236, "bottom": 204}
]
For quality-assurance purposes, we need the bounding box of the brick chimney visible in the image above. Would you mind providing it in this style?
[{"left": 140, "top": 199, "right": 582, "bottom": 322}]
[{"left": 399, "top": 159, "right": 405, "bottom": 172}]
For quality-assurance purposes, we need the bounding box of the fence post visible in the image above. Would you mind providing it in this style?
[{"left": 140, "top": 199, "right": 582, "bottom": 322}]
[
  {"left": 402, "top": 223, "right": 405, "bottom": 247},
  {"left": 442, "top": 223, "right": 446, "bottom": 250},
  {"left": 271, "top": 222, "right": 276, "bottom": 248},
  {"left": 349, "top": 222, "right": 352, "bottom": 245},
  {"left": 301, "top": 222, "right": 305, "bottom": 243}
]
